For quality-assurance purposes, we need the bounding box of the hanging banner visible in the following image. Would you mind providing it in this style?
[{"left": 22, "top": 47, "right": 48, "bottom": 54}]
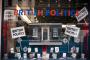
[
  {"left": 11, "top": 26, "right": 26, "bottom": 38},
  {"left": 75, "top": 7, "right": 88, "bottom": 22},
  {"left": 4, "top": 10, "right": 17, "bottom": 21},
  {"left": 14, "top": 8, "right": 77, "bottom": 17},
  {"left": 65, "top": 25, "right": 80, "bottom": 37}
]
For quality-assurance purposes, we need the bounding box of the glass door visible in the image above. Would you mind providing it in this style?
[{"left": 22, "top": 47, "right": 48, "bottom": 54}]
[{"left": 41, "top": 26, "right": 50, "bottom": 41}]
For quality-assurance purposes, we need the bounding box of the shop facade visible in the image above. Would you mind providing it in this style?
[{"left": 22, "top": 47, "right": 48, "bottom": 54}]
[{"left": 1, "top": 0, "right": 90, "bottom": 60}]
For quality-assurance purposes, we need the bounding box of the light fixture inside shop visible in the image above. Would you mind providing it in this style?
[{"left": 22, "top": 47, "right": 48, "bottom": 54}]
[
  {"left": 62, "top": 25, "right": 76, "bottom": 28},
  {"left": 16, "top": 5, "right": 32, "bottom": 24}
]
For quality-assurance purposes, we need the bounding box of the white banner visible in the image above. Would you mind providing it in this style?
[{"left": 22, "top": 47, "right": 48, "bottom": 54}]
[
  {"left": 76, "top": 7, "right": 88, "bottom": 22},
  {"left": 65, "top": 25, "right": 80, "bottom": 37},
  {"left": 11, "top": 26, "right": 26, "bottom": 38},
  {"left": 4, "top": 10, "right": 17, "bottom": 21}
]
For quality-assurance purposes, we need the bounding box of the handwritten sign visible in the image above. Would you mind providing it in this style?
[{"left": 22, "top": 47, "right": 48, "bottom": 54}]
[
  {"left": 11, "top": 26, "right": 26, "bottom": 38},
  {"left": 75, "top": 7, "right": 88, "bottom": 22},
  {"left": 65, "top": 25, "right": 80, "bottom": 37},
  {"left": 55, "top": 47, "right": 59, "bottom": 53},
  {"left": 4, "top": 10, "right": 17, "bottom": 21}
]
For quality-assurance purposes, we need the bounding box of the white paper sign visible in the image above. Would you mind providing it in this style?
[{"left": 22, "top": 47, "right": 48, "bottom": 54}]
[
  {"left": 71, "top": 53, "right": 76, "bottom": 58},
  {"left": 28, "top": 48, "right": 31, "bottom": 53},
  {"left": 63, "top": 53, "right": 66, "bottom": 58},
  {"left": 23, "top": 53, "right": 27, "bottom": 58},
  {"left": 35, "top": 48, "right": 38, "bottom": 52},
  {"left": 76, "top": 47, "right": 79, "bottom": 53},
  {"left": 11, "top": 26, "right": 26, "bottom": 38},
  {"left": 65, "top": 25, "right": 80, "bottom": 37},
  {"left": 37, "top": 54, "right": 41, "bottom": 58},
  {"left": 76, "top": 7, "right": 88, "bottom": 22},
  {"left": 4, "top": 10, "right": 17, "bottom": 21},
  {"left": 46, "top": 53, "right": 49, "bottom": 59},
  {"left": 50, "top": 47, "right": 54, "bottom": 52},
  {"left": 10, "top": 48, "right": 14, "bottom": 53},
  {"left": 16, "top": 53, "right": 21, "bottom": 59},
  {"left": 18, "top": 54, "right": 21, "bottom": 59},
  {"left": 55, "top": 47, "right": 59, "bottom": 53}
]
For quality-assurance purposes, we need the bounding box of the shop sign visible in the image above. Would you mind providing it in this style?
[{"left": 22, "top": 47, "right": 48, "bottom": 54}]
[
  {"left": 65, "top": 26, "right": 80, "bottom": 37},
  {"left": 14, "top": 8, "right": 78, "bottom": 17},
  {"left": 75, "top": 7, "right": 88, "bottom": 22},
  {"left": 11, "top": 26, "right": 26, "bottom": 38},
  {"left": 4, "top": 10, "right": 17, "bottom": 21}
]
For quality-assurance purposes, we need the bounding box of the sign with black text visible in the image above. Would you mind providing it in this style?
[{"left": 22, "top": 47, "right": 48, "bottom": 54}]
[
  {"left": 4, "top": 10, "right": 17, "bottom": 21},
  {"left": 65, "top": 26, "right": 80, "bottom": 37},
  {"left": 75, "top": 7, "right": 88, "bottom": 22},
  {"left": 55, "top": 47, "right": 59, "bottom": 53},
  {"left": 11, "top": 26, "right": 26, "bottom": 38}
]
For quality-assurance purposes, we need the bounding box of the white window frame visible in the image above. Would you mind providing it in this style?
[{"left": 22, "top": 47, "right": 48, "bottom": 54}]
[
  {"left": 53, "top": 27, "right": 58, "bottom": 37},
  {"left": 41, "top": 27, "right": 50, "bottom": 41},
  {"left": 32, "top": 27, "right": 38, "bottom": 37}
]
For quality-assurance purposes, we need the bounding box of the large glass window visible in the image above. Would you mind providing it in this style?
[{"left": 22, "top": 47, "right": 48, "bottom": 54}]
[
  {"left": 52, "top": 27, "right": 58, "bottom": 37},
  {"left": 32, "top": 27, "right": 38, "bottom": 37}
]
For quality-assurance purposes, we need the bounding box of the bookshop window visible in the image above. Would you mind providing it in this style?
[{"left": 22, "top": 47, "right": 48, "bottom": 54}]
[
  {"left": 32, "top": 27, "right": 38, "bottom": 37},
  {"left": 52, "top": 27, "right": 58, "bottom": 37}
]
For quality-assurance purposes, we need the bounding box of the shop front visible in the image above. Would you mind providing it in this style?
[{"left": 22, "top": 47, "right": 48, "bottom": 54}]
[{"left": 1, "top": 0, "right": 90, "bottom": 60}]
